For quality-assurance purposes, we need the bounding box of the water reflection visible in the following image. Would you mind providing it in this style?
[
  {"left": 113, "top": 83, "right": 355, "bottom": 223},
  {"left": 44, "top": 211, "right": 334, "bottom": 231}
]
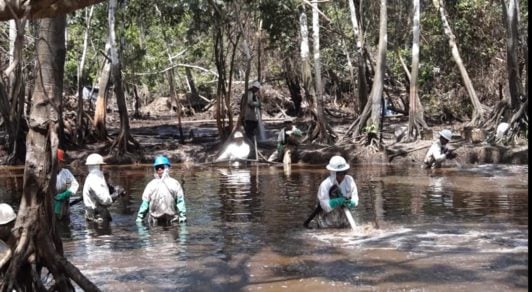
[{"left": 0, "top": 163, "right": 527, "bottom": 290}]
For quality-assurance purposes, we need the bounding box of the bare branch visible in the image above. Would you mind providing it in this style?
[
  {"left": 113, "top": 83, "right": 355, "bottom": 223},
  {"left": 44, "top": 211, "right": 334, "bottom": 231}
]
[{"left": 128, "top": 63, "right": 219, "bottom": 77}]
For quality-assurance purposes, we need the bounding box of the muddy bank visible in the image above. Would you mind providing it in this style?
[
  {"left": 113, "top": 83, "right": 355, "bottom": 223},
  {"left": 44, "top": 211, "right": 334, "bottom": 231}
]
[
  {"left": 91, "top": 118, "right": 530, "bottom": 167},
  {"left": 0, "top": 115, "right": 527, "bottom": 167}
]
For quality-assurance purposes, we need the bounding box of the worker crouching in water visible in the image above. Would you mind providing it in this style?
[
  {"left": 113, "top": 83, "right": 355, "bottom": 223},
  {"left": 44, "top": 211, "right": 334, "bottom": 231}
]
[
  {"left": 317, "top": 155, "right": 359, "bottom": 228},
  {"left": 423, "top": 129, "right": 457, "bottom": 169},
  {"left": 268, "top": 119, "right": 302, "bottom": 163},
  {"left": 214, "top": 131, "right": 251, "bottom": 163},
  {"left": 136, "top": 156, "right": 187, "bottom": 225}
]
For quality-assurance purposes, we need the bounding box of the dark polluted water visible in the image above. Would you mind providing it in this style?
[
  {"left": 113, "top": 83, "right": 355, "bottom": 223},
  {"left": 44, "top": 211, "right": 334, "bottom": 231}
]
[{"left": 0, "top": 163, "right": 528, "bottom": 291}]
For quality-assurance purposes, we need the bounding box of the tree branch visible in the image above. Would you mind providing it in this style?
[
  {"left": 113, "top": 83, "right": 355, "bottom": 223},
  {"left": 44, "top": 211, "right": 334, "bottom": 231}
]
[{"left": 0, "top": 0, "right": 106, "bottom": 21}]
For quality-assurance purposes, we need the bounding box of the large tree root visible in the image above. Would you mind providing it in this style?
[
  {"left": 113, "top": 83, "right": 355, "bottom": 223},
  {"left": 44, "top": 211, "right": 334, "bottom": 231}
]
[{"left": 109, "top": 131, "right": 140, "bottom": 156}]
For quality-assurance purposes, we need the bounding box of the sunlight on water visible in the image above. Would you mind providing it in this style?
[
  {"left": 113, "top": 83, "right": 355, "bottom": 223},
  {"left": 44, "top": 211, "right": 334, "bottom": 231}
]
[
  {"left": 308, "top": 223, "right": 528, "bottom": 254},
  {"left": 0, "top": 163, "right": 527, "bottom": 291}
]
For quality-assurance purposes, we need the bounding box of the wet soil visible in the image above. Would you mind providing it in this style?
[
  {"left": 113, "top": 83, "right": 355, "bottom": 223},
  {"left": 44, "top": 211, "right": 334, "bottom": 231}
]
[
  {"left": 0, "top": 104, "right": 527, "bottom": 168},
  {"left": 63, "top": 112, "right": 528, "bottom": 169}
]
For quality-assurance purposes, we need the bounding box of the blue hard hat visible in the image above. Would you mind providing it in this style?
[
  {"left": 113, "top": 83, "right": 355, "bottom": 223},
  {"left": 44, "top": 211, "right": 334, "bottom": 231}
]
[{"left": 153, "top": 155, "right": 171, "bottom": 167}]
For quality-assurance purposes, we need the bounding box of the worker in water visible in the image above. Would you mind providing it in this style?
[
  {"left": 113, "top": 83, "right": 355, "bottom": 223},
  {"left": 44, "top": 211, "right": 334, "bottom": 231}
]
[
  {"left": 214, "top": 131, "right": 251, "bottom": 163},
  {"left": 423, "top": 129, "right": 457, "bottom": 169},
  {"left": 82, "top": 153, "right": 114, "bottom": 223},
  {"left": 315, "top": 155, "right": 359, "bottom": 228},
  {"left": 53, "top": 148, "right": 79, "bottom": 221},
  {"left": 268, "top": 119, "right": 303, "bottom": 163},
  {"left": 242, "top": 81, "right": 262, "bottom": 141},
  {"left": 136, "top": 155, "right": 187, "bottom": 225},
  {"left": 0, "top": 203, "right": 16, "bottom": 247}
]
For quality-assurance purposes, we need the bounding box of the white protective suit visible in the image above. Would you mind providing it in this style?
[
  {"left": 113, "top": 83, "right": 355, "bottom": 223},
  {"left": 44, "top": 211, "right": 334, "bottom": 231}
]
[
  {"left": 316, "top": 172, "right": 359, "bottom": 228},
  {"left": 54, "top": 168, "right": 79, "bottom": 220},
  {"left": 83, "top": 165, "right": 113, "bottom": 220},
  {"left": 56, "top": 169, "right": 79, "bottom": 194},
  {"left": 141, "top": 169, "right": 186, "bottom": 221},
  {"left": 216, "top": 142, "right": 250, "bottom": 162},
  {"left": 423, "top": 140, "right": 448, "bottom": 168}
]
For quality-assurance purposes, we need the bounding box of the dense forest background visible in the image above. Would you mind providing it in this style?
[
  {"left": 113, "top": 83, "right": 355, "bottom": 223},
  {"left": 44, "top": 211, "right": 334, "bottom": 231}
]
[{"left": 0, "top": 0, "right": 529, "bottom": 162}]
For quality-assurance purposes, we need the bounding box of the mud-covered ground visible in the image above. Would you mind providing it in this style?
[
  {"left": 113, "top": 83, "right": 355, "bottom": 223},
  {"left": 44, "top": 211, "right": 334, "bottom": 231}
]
[
  {"left": 63, "top": 110, "right": 528, "bottom": 170},
  {"left": 0, "top": 93, "right": 528, "bottom": 167}
]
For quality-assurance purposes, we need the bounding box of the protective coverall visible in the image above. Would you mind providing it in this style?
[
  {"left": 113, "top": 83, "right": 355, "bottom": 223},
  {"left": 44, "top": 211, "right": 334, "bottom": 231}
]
[
  {"left": 83, "top": 165, "right": 113, "bottom": 222},
  {"left": 136, "top": 168, "right": 187, "bottom": 225},
  {"left": 54, "top": 168, "right": 79, "bottom": 220},
  {"left": 316, "top": 172, "right": 359, "bottom": 228},
  {"left": 268, "top": 124, "right": 302, "bottom": 162},
  {"left": 423, "top": 140, "right": 449, "bottom": 168},
  {"left": 216, "top": 142, "right": 250, "bottom": 162}
]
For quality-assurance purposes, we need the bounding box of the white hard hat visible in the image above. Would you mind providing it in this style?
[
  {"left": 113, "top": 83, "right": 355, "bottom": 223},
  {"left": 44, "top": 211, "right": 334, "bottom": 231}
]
[
  {"left": 439, "top": 129, "right": 452, "bottom": 141},
  {"left": 326, "top": 155, "right": 350, "bottom": 172},
  {"left": 0, "top": 203, "right": 16, "bottom": 225},
  {"left": 85, "top": 153, "right": 106, "bottom": 165},
  {"left": 250, "top": 81, "right": 261, "bottom": 89},
  {"left": 234, "top": 131, "right": 244, "bottom": 138},
  {"left": 496, "top": 122, "right": 510, "bottom": 139}
]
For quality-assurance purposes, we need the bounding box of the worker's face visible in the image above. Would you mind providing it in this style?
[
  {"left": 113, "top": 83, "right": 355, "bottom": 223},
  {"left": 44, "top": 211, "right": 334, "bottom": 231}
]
[
  {"left": 155, "top": 165, "right": 165, "bottom": 177},
  {"left": 335, "top": 170, "right": 347, "bottom": 183},
  {"left": 440, "top": 137, "right": 449, "bottom": 145},
  {"left": 235, "top": 137, "right": 244, "bottom": 145}
]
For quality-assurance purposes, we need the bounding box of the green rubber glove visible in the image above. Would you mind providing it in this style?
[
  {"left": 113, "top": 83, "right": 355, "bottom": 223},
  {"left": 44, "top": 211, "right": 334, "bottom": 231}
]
[
  {"left": 136, "top": 200, "right": 149, "bottom": 222},
  {"left": 176, "top": 195, "right": 187, "bottom": 219},
  {"left": 329, "top": 197, "right": 347, "bottom": 209},
  {"left": 55, "top": 190, "right": 73, "bottom": 201},
  {"left": 344, "top": 200, "right": 356, "bottom": 209}
]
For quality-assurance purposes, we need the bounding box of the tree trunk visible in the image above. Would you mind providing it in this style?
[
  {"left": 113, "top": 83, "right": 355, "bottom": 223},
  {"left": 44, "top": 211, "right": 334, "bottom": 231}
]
[
  {"left": 213, "top": 24, "right": 229, "bottom": 137},
  {"left": 311, "top": 2, "right": 334, "bottom": 144},
  {"left": 208, "top": 0, "right": 234, "bottom": 138},
  {"left": 185, "top": 67, "right": 199, "bottom": 111},
  {"left": 502, "top": 0, "right": 523, "bottom": 110},
  {"left": 76, "top": 6, "right": 94, "bottom": 145},
  {"left": 108, "top": 0, "right": 139, "bottom": 155},
  {"left": 299, "top": 9, "right": 313, "bottom": 107},
  {"left": 407, "top": 0, "right": 429, "bottom": 140},
  {"left": 283, "top": 57, "right": 303, "bottom": 115},
  {"left": 93, "top": 39, "right": 111, "bottom": 141},
  {"left": 0, "top": 18, "right": 28, "bottom": 165},
  {"left": 350, "top": 0, "right": 387, "bottom": 149},
  {"left": 1, "top": 16, "right": 99, "bottom": 291},
  {"left": 435, "top": 0, "right": 486, "bottom": 126},
  {"left": 348, "top": 0, "right": 368, "bottom": 113},
  {"left": 236, "top": 3, "right": 253, "bottom": 127}
]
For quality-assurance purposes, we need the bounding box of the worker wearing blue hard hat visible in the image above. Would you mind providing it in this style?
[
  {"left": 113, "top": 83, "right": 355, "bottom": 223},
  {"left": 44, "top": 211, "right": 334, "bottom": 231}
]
[{"left": 136, "top": 155, "right": 187, "bottom": 225}]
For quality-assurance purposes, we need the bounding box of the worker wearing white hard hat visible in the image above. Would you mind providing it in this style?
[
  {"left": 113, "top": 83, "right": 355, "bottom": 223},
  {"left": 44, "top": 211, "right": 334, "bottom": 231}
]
[
  {"left": 215, "top": 131, "right": 251, "bottom": 163},
  {"left": 0, "top": 203, "right": 16, "bottom": 245},
  {"left": 249, "top": 80, "right": 261, "bottom": 90},
  {"left": 243, "top": 80, "right": 262, "bottom": 141},
  {"left": 313, "top": 155, "right": 359, "bottom": 228},
  {"left": 423, "top": 129, "right": 457, "bottom": 169},
  {"left": 82, "top": 153, "right": 114, "bottom": 223}
]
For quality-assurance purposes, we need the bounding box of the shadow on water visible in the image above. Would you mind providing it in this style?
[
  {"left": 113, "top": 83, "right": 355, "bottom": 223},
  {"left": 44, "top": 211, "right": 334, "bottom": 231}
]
[{"left": 0, "top": 163, "right": 527, "bottom": 291}]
